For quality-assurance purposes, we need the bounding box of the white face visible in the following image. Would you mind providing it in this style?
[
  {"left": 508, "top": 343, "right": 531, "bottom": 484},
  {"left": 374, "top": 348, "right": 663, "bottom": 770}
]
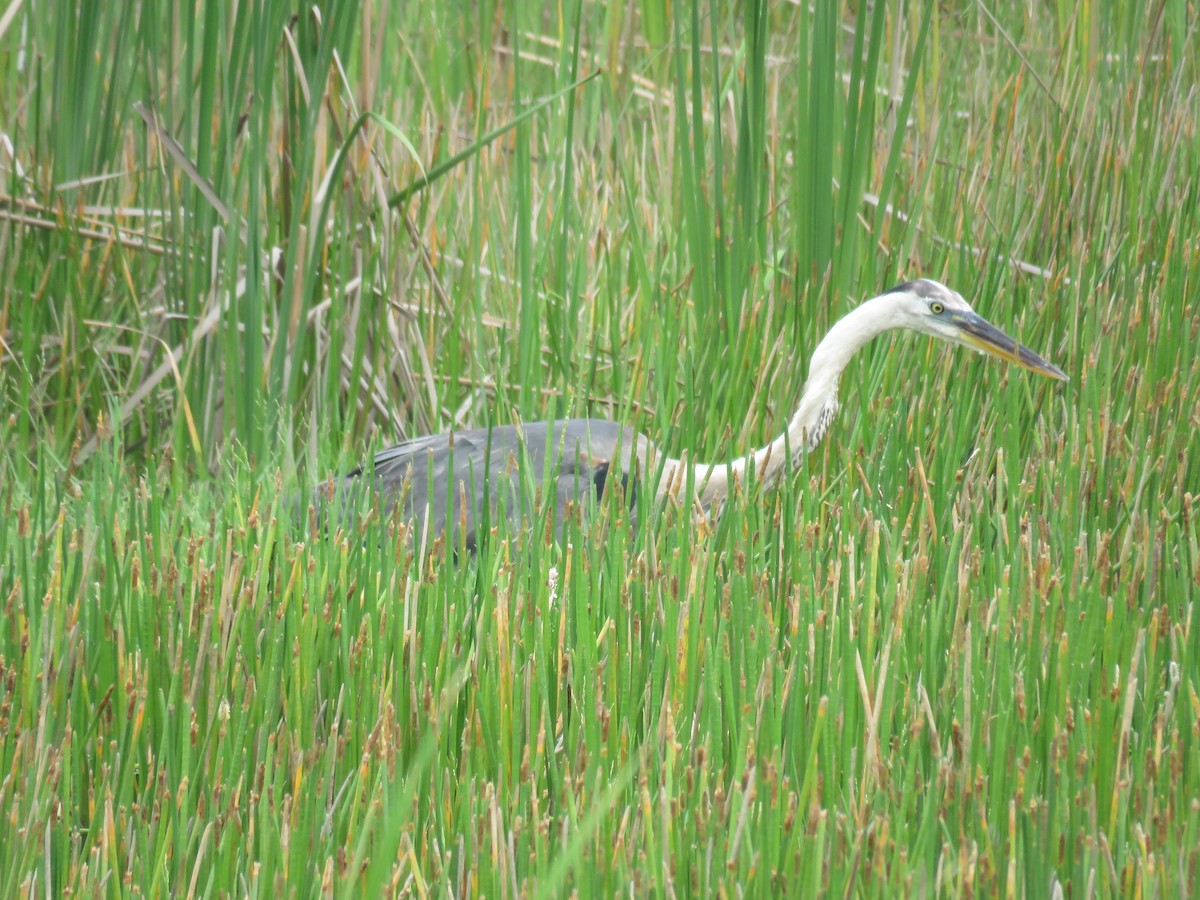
[
  {"left": 887, "top": 278, "right": 1068, "bottom": 380},
  {"left": 888, "top": 279, "right": 975, "bottom": 343}
]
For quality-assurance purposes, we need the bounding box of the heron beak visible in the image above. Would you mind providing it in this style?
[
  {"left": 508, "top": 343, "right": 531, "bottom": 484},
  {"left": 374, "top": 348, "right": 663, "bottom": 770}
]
[{"left": 951, "top": 311, "right": 1068, "bottom": 381}]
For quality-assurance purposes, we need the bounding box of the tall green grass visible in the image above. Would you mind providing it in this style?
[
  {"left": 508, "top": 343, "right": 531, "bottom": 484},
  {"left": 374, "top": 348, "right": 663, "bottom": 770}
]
[{"left": 2, "top": 0, "right": 1198, "bottom": 894}]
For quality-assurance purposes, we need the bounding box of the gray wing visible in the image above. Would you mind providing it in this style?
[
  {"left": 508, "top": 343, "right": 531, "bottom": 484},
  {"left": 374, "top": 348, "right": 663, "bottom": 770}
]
[{"left": 333, "top": 418, "right": 644, "bottom": 550}]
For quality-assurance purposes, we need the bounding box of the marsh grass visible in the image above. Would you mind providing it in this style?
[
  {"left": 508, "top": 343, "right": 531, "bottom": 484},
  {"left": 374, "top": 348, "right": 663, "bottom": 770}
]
[{"left": 2, "top": 0, "right": 1198, "bottom": 894}]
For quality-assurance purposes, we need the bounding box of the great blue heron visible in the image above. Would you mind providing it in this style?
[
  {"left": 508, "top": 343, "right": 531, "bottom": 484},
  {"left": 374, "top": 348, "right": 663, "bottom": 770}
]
[{"left": 322, "top": 279, "right": 1066, "bottom": 551}]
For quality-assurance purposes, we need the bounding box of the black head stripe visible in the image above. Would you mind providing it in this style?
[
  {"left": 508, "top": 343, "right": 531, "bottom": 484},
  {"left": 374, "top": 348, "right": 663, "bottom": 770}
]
[
  {"left": 884, "top": 278, "right": 953, "bottom": 301},
  {"left": 883, "top": 279, "right": 922, "bottom": 295}
]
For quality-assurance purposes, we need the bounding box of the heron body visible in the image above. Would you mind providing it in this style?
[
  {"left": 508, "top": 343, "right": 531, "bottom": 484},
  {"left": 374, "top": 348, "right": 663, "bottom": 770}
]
[
  {"left": 323, "top": 279, "right": 1066, "bottom": 550},
  {"left": 335, "top": 419, "right": 649, "bottom": 550}
]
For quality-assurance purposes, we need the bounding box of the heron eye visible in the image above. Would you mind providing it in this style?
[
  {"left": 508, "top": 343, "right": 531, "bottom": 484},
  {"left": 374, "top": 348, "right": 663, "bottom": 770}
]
[{"left": 930, "top": 302, "right": 945, "bottom": 315}]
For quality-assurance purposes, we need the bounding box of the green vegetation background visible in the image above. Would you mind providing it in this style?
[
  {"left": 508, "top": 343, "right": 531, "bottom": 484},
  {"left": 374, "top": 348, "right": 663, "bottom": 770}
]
[{"left": 1, "top": 0, "right": 1197, "bottom": 894}]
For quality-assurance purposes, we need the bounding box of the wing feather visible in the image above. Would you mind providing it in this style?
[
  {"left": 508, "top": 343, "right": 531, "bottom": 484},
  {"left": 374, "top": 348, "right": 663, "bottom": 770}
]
[{"left": 330, "top": 419, "right": 645, "bottom": 551}]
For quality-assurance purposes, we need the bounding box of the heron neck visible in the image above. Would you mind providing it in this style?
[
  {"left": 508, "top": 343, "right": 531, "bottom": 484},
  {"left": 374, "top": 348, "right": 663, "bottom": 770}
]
[{"left": 658, "top": 294, "right": 897, "bottom": 505}]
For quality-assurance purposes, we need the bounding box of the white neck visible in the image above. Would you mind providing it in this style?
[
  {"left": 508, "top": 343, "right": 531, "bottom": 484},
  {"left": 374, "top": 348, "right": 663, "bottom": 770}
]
[{"left": 655, "top": 293, "right": 900, "bottom": 505}]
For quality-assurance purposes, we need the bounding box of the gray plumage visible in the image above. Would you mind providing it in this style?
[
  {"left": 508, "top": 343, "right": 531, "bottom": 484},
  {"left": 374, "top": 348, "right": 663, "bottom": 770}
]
[{"left": 322, "top": 419, "right": 650, "bottom": 551}]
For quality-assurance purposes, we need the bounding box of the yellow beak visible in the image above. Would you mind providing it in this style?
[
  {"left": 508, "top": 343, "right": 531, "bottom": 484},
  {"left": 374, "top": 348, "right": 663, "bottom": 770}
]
[{"left": 951, "top": 311, "right": 1068, "bottom": 381}]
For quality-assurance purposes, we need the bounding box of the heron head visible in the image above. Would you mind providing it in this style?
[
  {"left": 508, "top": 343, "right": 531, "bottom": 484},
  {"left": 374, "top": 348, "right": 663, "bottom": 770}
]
[{"left": 886, "top": 279, "right": 1068, "bottom": 381}]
